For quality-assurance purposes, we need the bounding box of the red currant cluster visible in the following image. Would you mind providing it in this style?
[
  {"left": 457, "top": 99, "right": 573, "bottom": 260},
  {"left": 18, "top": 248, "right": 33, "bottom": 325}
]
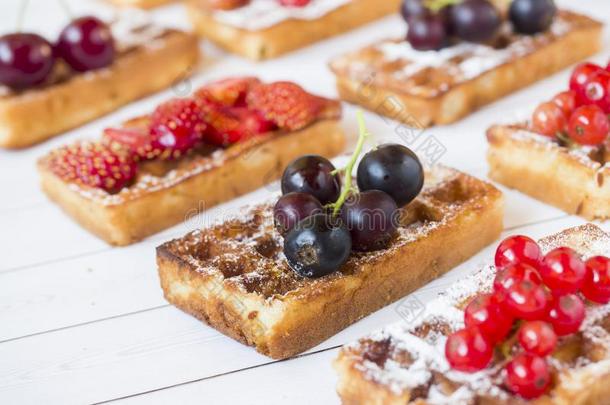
[
  {"left": 445, "top": 235, "right": 610, "bottom": 399},
  {"left": 532, "top": 61, "right": 610, "bottom": 146}
]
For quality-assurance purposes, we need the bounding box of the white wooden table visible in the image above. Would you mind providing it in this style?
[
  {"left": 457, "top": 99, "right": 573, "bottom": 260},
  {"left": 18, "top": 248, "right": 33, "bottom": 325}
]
[{"left": 0, "top": 0, "right": 608, "bottom": 403}]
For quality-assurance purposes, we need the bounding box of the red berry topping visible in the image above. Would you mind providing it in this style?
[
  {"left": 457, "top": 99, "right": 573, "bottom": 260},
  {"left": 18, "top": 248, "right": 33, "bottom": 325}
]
[
  {"left": 517, "top": 321, "right": 557, "bottom": 356},
  {"left": 531, "top": 101, "right": 567, "bottom": 138},
  {"left": 464, "top": 293, "right": 513, "bottom": 343},
  {"left": 247, "top": 81, "right": 322, "bottom": 131},
  {"left": 582, "top": 256, "right": 610, "bottom": 304},
  {"left": 49, "top": 141, "right": 137, "bottom": 193},
  {"left": 445, "top": 327, "right": 493, "bottom": 372},
  {"left": 552, "top": 90, "right": 576, "bottom": 118},
  {"left": 205, "top": 106, "right": 275, "bottom": 146},
  {"left": 0, "top": 33, "right": 55, "bottom": 90},
  {"left": 495, "top": 235, "right": 542, "bottom": 270},
  {"left": 500, "top": 278, "right": 549, "bottom": 321},
  {"left": 505, "top": 353, "right": 551, "bottom": 399},
  {"left": 103, "top": 121, "right": 159, "bottom": 160},
  {"left": 569, "top": 62, "right": 603, "bottom": 103},
  {"left": 56, "top": 16, "right": 115, "bottom": 72},
  {"left": 581, "top": 70, "right": 610, "bottom": 112},
  {"left": 279, "top": 0, "right": 311, "bottom": 6},
  {"left": 539, "top": 247, "right": 586, "bottom": 295},
  {"left": 567, "top": 104, "right": 609, "bottom": 146},
  {"left": 546, "top": 293, "right": 585, "bottom": 336},
  {"left": 149, "top": 98, "right": 206, "bottom": 159},
  {"left": 494, "top": 263, "right": 542, "bottom": 298},
  {"left": 195, "top": 76, "right": 261, "bottom": 107}
]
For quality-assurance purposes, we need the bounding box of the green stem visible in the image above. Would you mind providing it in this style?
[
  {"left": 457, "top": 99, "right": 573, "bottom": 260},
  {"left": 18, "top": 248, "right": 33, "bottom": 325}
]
[
  {"left": 424, "top": 0, "right": 460, "bottom": 12},
  {"left": 331, "top": 110, "right": 369, "bottom": 216}
]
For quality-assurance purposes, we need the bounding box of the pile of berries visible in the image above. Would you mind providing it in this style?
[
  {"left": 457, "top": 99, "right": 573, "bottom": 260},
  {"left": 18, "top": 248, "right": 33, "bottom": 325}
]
[
  {"left": 401, "top": 0, "right": 556, "bottom": 51},
  {"left": 0, "top": 16, "right": 115, "bottom": 90},
  {"left": 274, "top": 113, "right": 424, "bottom": 278},
  {"left": 445, "top": 234, "right": 610, "bottom": 399},
  {"left": 531, "top": 61, "right": 610, "bottom": 146},
  {"left": 51, "top": 78, "right": 325, "bottom": 193}
]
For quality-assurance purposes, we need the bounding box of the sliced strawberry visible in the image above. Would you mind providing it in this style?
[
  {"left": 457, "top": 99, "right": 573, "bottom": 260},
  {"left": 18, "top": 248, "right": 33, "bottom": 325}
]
[
  {"left": 103, "top": 126, "right": 158, "bottom": 161},
  {"left": 246, "top": 81, "right": 322, "bottom": 131},
  {"left": 195, "top": 77, "right": 261, "bottom": 107},
  {"left": 49, "top": 141, "right": 137, "bottom": 193},
  {"left": 205, "top": 106, "right": 276, "bottom": 147},
  {"left": 149, "top": 98, "right": 207, "bottom": 159}
]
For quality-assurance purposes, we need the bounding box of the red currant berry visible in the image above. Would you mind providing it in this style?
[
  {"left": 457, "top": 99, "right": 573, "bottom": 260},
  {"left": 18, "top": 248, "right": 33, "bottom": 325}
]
[
  {"left": 581, "top": 70, "right": 610, "bottom": 112},
  {"left": 445, "top": 327, "right": 493, "bottom": 372},
  {"left": 500, "top": 278, "right": 549, "bottom": 321},
  {"left": 518, "top": 321, "right": 557, "bottom": 356},
  {"left": 505, "top": 353, "right": 551, "bottom": 399},
  {"left": 567, "top": 104, "right": 610, "bottom": 146},
  {"left": 569, "top": 62, "right": 603, "bottom": 104},
  {"left": 539, "top": 247, "right": 586, "bottom": 295},
  {"left": 531, "top": 101, "right": 567, "bottom": 138},
  {"left": 546, "top": 293, "right": 585, "bottom": 336},
  {"left": 582, "top": 256, "right": 610, "bottom": 304},
  {"left": 464, "top": 293, "right": 514, "bottom": 343},
  {"left": 552, "top": 90, "right": 576, "bottom": 118},
  {"left": 494, "top": 263, "right": 542, "bottom": 298},
  {"left": 495, "top": 235, "right": 542, "bottom": 270}
]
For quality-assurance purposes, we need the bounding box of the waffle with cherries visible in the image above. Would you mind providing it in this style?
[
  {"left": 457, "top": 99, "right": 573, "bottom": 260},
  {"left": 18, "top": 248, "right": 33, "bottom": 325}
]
[
  {"left": 335, "top": 224, "right": 610, "bottom": 404},
  {"left": 186, "top": 0, "right": 401, "bottom": 60},
  {"left": 329, "top": 9, "right": 602, "bottom": 127},
  {"left": 0, "top": 15, "right": 199, "bottom": 148},
  {"left": 156, "top": 165, "right": 503, "bottom": 359},
  {"left": 37, "top": 78, "right": 345, "bottom": 246}
]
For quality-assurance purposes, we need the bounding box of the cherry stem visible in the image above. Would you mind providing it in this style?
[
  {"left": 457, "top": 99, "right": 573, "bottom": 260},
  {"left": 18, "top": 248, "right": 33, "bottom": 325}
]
[
  {"left": 16, "top": 0, "right": 30, "bottom": 32},
  {"left": 330, "top": 110, "right": 370, "bottom": 216}
]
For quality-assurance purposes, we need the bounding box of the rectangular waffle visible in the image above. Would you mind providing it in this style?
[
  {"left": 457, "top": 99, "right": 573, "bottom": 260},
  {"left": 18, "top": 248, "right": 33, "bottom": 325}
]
[
  {"left": 329, "top": 10, "right": 602, "bottom": 127},
  {"left": 186, "top": 0, "right": 401, "bottom": 60},
  {"left": 487, "top": 124, "right": 610, "bottom": 220},
  {"left": 334, "top": 224, "right": 610, "bottom": 404},
  {"left": 156, "top": 166, "right": 504, "bottom": 359},
  {"left": 0, "top": 25, "right": 199, "bottom": 149}
]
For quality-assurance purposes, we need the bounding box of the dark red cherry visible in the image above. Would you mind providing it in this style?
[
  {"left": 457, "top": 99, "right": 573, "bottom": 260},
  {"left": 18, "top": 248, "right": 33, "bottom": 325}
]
[
  {"left": 0, "top": 33, "right": 54, "bottom": 90},
  {"left": 56, "top": 16, "right": 115, "bottom": 72}
]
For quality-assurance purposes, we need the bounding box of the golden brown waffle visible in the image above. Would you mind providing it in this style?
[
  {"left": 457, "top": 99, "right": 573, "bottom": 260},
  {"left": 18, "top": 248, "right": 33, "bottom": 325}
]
[
  {"left": 334, "top": 224, "right": 610, "bottom": 405},
  {"left": 487, "top": 124, "right": 610, "bottom": 220},
  {"left": 0, "top": 27, "right": 199, "bottom": 149},
  {"left": 156, "top": 166, "right": 503, "bottom": 359},
  {"left": 186, "top": 0, "right": 401, "bottom": 60},
  {"left": 329, "top": 10, "right": 602, "bottom": 127}
]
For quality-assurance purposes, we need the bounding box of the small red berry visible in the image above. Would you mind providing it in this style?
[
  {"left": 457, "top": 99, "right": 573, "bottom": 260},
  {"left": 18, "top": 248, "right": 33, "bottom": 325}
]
[
  {"left": 464, "top": 293, "right": 514, "bottom": 343},
  {"left": 581, "top": 70, "right": 610, "bottom": 112},
  {"left": 531, "top": 101, "right": 567, "bottom": 138},
  {"left": 546, "top": 294, "right": 585, "bottom": 336},
  {"left": 567, "top": 104, "right": 609, "bottom": 146},
  {"left": 569, "top": 62, "right": 603, "bottom": 104},
  {"left": 205, "top": 106, "right": 276, "bottom": 146},
  {"left": 518, "top": 321, "right": 557, "bottom": 356},
  {"left": 494, "top": 263, "right": 542, "bottom": 298},
  {"left": 500, "top": 278, "right": 549, "bottom": 321},
  {"left": 582, "top": 256, "right": 610, "bottom": 304},
  {"left": 505, "top": 353, "right": 551, "bottom": 399},
  {"left": 539, "top": 247, "right": 586, "bottom": 295},
  {"left": 445, "top": 327, "right": 493, "bottom": 372},
  {"left": 495, "top": 235, "right": 542, "bottom": 270},
  {"left": 279, "top": 0, "right": 311, "bottom": 6},
  {"left": 552, "top": 90, "right": 576, "bottom": 117}
]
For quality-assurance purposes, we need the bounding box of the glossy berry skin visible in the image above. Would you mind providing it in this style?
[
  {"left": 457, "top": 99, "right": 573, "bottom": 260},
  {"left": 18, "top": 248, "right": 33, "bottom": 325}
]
[
  {"left": 567, "top": 104, "right": 609, "bottom": 146},
  {"left": 518, "top": 321, "right": 557, "bottom": 356},
  {"left": 494, "top": 263, "right": 542, "bottom": 297},
  {"left": 281, "top": 155, "right": 341, "bottom": 205},
  {"left": 450, "top": 0, "right": 500, "bottom": 43},
  {"left": 505, "top": 353, "right": 551, "bottom": 399},
  {"left": 56, "top": 16, "right": 115, "bottom": 72},
  {"left": 569, "top": 63, "right": 603, "bottom": 102},
  {"left": 531, "top": 101, "right": 567, "bottom": 138},
  {"left": 340, "top": 190, "right": 398, "bottom": 252},
  {"left": 500, "top": 278, "right": 549, "bottom": 321},
  {"left": 400, "top": 0, "right": 428, "bottom": 21},
  {"left": 546, "top": 293, "right": 585, "bottom": 336},
  {"left": 406, "top": 14, "right": 447, "bottom": 51},
  {"left": 509, "top": 0, "right": 557, "bottom": 34},
  {"left": 273, "top": 192, "right": 323, "bottom": 235},
  {"left": 552, "top": 90, "right": 576, "bottom": 118},
  {"left": 495, "top": 235, "right": 542, "bottom": 270},
  {"left": 464, "top": 293, "right": 513, "bottom": 343},
  {"left": 357, "top": 144, "right": 424, "bottom": 207},
  {"left": 539, "top": 247, "right": 586, "bottom": 295},
  {"left": 582, "top": 256, "right": 610, "bottom": 304},
  {"left": 283, "top": 213, "right": 352, "bottom": 278},
  {"left": 580, "top": 70, "right": 610, "bottom": 112},
  {"left": 0, "top": 33, "right": 54, "bottom": 90},
  {"left": 445, "top": 327, "right": 493, "bottom": 372}
]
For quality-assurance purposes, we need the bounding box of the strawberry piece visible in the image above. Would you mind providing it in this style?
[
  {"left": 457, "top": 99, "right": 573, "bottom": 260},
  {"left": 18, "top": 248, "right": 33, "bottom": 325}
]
[
  {"left": 102, "top": 126, "right": 159, "bottom": 161},
  {"left": 149, "top": 98, "right": 207, "bottom": 159},
  {"left": 205, "top": 106, "right": 276, "bottom": 147},
  {"left": 246, "top": 81, "right": 322, "bottom": 131},
  {"left": 49, "top": 141, "right": 137, "bottom": 193},
  {"left": 195, "top": 77, "right": 261, "bottom": 107},
  {"left": 279, "top": 0, "right": 312, "bottom": 6}
]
